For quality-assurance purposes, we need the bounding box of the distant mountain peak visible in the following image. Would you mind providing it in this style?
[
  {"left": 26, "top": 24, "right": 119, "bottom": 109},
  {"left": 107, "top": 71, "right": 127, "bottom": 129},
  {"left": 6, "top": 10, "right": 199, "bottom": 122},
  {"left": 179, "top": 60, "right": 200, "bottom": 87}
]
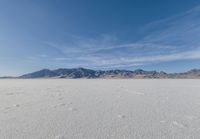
[{"left": 18, "top": 68, "right": 200, "bottom": 79}]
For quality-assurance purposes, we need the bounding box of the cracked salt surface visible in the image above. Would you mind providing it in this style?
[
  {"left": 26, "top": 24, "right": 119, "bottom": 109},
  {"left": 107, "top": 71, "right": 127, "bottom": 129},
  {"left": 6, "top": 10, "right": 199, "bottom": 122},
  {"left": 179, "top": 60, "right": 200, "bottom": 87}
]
[
  {"left": 0, "top": 79, "right": 200, "bottom": 139},
  {"left": 172, "top": 121, "right": 185, "bottom": 128},
  {"left": 117, "top": 114, "right": 125, "bottom": 119},
  {"left": 13, "top": 104, "right": 20, "bottom": 107}
]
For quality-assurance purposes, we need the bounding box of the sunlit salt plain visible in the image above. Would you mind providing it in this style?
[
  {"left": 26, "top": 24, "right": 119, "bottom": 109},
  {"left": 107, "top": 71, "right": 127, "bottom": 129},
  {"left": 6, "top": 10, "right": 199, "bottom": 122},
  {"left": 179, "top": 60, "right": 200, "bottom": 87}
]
[{"left": 0, "top": 79, "right": 200, "bottom": 139}]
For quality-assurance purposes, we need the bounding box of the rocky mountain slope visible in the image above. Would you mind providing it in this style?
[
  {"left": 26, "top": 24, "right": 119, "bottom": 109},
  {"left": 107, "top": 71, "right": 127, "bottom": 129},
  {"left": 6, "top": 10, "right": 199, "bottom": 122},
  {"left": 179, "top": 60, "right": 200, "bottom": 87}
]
[{"left": 19, "top": 68, "right": 200, "bottom": 79}]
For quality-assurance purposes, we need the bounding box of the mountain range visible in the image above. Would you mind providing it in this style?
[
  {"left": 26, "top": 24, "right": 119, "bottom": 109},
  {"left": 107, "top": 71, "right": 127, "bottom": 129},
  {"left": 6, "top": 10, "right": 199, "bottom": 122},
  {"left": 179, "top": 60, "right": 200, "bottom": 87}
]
[{"left": 16, "top": 68, "right": 200, "bottom": 79}]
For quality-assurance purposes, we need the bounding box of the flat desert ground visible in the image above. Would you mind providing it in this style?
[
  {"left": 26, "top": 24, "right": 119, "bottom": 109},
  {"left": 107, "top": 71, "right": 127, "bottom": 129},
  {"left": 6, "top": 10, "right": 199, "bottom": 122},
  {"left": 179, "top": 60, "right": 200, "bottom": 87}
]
[{"left": 0, "top": 79, "right": 200, "bottom": 139}]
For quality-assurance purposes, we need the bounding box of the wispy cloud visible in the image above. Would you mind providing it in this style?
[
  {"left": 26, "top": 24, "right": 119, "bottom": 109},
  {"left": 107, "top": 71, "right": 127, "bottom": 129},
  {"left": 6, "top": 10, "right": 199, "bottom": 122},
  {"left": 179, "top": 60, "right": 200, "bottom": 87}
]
[
  {"left": 72, "top": 49, "right": 200, "bottom": 68},
  {"left": 54, "top": 57, "right": 69, "bottom": 61},
  {"left": 27, "top": 56, "right": 37, "bottom": 60},
  {"left": 38, "top": 54, "right": 48, "bottom": 58},
  {"left": 43, "top": 5, "right": 200, "bottom": 69}
]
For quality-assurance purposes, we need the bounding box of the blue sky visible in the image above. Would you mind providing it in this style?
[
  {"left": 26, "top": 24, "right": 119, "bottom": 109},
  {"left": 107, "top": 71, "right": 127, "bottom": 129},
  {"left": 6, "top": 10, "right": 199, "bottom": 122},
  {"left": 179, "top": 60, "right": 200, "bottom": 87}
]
[{"left": 1, "top": 0, "right": 200, "bottom": 76}]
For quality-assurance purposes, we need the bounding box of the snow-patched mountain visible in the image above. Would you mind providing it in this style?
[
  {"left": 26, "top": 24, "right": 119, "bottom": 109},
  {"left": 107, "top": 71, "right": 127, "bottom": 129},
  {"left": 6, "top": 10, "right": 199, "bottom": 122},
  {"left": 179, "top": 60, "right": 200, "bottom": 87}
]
[
  {"left": 20, "top": 68, "right": 168, "bottom": 78},
  {"left": 19, "top": 68, "right": 200, "bottom": 79}
]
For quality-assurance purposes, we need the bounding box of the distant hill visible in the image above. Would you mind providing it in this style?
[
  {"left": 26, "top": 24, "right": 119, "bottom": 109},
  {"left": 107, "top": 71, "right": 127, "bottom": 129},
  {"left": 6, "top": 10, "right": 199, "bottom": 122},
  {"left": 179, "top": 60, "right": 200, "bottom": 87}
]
[{"left": 18, "top": 68, "right": 200, "bottom": 79}]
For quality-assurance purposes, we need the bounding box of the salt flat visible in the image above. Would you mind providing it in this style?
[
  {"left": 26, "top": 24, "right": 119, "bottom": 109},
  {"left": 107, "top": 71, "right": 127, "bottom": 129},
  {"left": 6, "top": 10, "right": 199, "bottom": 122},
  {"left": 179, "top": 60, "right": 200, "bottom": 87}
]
[{"left": 0, "top": 79, "right": 200, "bottom": 139}]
